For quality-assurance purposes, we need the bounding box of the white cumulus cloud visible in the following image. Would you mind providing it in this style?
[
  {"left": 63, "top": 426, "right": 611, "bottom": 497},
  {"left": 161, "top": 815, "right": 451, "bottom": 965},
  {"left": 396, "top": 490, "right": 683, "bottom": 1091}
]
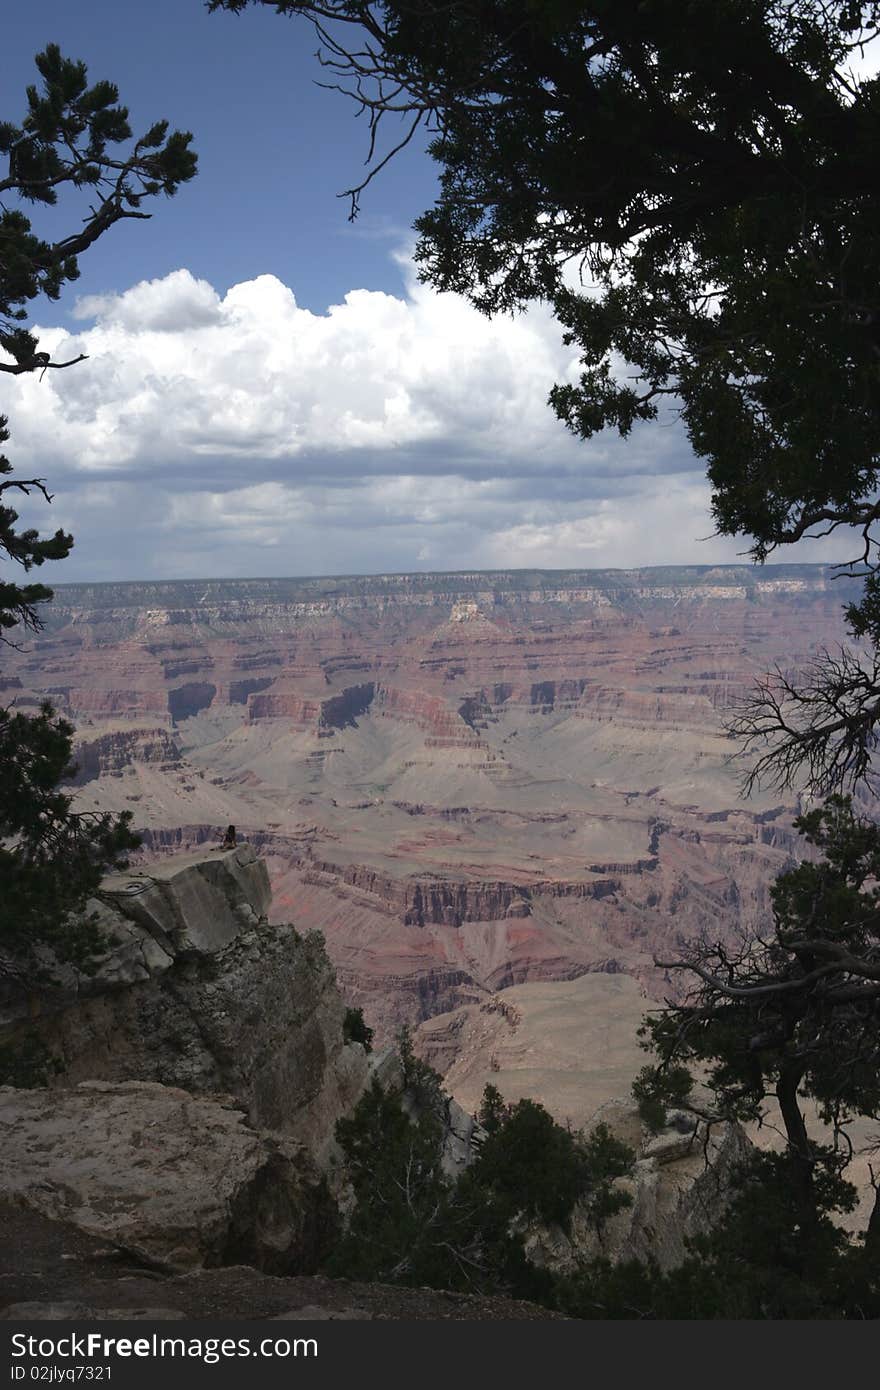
[{"left": 0, "top": 257, "right": 843, "bottom": 581}]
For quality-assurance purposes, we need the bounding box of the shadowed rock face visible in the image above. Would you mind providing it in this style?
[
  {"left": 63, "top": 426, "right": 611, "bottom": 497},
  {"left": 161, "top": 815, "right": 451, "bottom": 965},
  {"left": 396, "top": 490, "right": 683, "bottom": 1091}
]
[
  {"left": 229, "top": 676, "right": 274, "bottom": 704},
  {"left": 319, "top": 682, "right": 375, "bottom": 731},
  {"left": 168, "top": 681, "right": 216, "bottom": 722}
]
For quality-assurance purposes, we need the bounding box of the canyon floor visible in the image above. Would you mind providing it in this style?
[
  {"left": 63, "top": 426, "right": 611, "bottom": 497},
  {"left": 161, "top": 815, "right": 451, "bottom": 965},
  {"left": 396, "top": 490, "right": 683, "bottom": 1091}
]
[{"left": 4, "top": 565, "right": 866, "bottom": 1130}]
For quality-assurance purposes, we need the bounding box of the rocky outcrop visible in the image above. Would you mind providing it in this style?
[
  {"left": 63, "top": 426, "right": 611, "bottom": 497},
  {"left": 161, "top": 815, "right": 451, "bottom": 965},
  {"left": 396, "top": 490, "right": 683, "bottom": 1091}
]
[
  {"left": 1, "top": 849, "right": 368, "bottom": 1161},
  {"left": 307, "top": 860, "right": 616, "bottom": 927},
  {"left": 0, "top": 1082, "right": 324, "bottom": 1273},
  {"left": 68, "top": 727, "right": 181, "bottom": 785},
  {"left": 525, "top": 1102, "right": 753, "bottom": 1273},
  {"left": 375, "top": 684, "right": 478, "bottom": 740}
]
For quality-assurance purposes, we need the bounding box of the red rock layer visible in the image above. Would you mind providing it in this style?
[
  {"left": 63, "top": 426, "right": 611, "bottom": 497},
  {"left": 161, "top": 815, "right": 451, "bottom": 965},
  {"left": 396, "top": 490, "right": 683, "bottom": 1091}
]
[{"left": 5, "top": 568, "right": 864, "bottom": 1040}]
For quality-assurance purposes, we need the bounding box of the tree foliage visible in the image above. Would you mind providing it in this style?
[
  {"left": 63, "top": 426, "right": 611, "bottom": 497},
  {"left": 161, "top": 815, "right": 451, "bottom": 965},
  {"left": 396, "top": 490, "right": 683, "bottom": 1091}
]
[
  {"left": 1, "top": 44, "right": 196, "bottom": 634},
  {"left": 212, "top": 1, "right": 880, "bottom": 794},
  {"left": 342, "top": 1005, "right": 374, "bottom": 1051},
  {"left": 329, "top": 1039, "right": 635, "bottom": 1300},
  {"left": 0, "top": 701, "right": 139, "bottom": 972},
  {"left": 469, "top": 1095, "right": 632, "bottom": 1235},
  {"left": 634, "top": 795, "right": 880, "bottom": 1311},
  {"left": 329, "top": 1073, "right": 450, "bottom": 1282},
  {"left": 0, "top": 415, "right": 72, "bottom": 640},
  {"left": 0, "top": 48, "right": 196, "bottom": 974},
  {"left": 1, "top": 43, "right": 196, "bottom": 377}
]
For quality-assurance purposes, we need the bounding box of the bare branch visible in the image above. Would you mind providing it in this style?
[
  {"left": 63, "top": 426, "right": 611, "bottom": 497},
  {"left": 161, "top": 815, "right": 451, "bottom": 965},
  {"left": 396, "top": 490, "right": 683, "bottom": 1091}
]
[
  {"left": 726, "top": 646, "right": 880, "bottom": 796},
  {"left": 0, "top": 354, "right": 88, "bottom": 378}
]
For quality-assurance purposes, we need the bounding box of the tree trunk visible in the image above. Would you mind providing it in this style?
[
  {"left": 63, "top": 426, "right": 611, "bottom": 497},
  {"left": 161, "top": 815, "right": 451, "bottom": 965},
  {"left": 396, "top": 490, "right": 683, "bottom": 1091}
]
[
  {"left": 775, "top": 1061, "right": 820, "bottom": 1248},
  {"left": 865, "top": 1182, "right": 880, "bottom": 1266}
]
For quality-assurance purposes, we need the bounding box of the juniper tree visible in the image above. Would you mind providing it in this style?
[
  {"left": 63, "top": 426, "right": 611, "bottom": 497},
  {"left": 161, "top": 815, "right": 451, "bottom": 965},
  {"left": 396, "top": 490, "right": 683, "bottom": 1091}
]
[
  {"left": 634, "top": 796, "right": 880, "bottom": 1310},
  {"left": 330, "top": 1040, "right": 635, "bottom": 1300}
]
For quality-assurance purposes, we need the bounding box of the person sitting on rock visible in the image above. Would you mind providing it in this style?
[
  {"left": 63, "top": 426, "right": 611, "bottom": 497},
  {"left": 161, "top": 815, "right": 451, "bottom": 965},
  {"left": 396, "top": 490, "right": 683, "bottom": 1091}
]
[{"left": 219, "top": 823, "right": 237, "bottom": 851}]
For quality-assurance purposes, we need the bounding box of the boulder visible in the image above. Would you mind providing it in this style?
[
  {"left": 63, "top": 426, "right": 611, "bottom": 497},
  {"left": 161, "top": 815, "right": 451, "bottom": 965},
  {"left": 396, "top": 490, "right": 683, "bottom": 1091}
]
[{"left": 0, "top": 1081, "right": 327, "bottom": 1274}]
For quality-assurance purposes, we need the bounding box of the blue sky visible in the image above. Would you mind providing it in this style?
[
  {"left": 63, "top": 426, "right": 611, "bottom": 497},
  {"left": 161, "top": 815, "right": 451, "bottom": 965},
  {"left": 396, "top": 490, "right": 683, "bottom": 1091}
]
[
  {"left": 1, "top": 3, "right": 868, "bottom": 582},
  {"left": 3, "top": 0, "right": 438, "bottom": 314}
]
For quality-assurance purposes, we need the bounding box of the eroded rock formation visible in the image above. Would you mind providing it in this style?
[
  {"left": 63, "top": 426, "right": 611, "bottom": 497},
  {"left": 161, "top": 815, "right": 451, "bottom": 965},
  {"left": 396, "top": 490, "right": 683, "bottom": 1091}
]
[
  {"left": 1, "top": 849, "right": 368, "bottom": 1159},
  {"left": 4, "top": 567, "right": 862, "bottom": 1043}
]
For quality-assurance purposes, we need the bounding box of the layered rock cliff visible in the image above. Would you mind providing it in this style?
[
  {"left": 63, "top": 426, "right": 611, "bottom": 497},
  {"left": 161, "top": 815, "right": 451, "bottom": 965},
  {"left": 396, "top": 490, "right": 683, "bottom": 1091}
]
[
  {"left": 68, "top": 727, "right": 182, "bottom": 784},
  {"left": 3, "top": 565, "right": 862, "bottom": 1045},
  {"left": 0, "top": 848, "right": 368, "bottom": 1160}
]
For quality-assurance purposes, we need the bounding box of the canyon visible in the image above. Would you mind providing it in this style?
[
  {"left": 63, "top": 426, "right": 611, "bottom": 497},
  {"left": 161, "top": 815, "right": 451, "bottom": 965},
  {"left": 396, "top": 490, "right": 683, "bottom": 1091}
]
[
  {"left": 3, "top": 565, "right": 861, "bottom": 1104},
  {"left": 0, "top": 842, "right": 750, "bottom": 1314}
]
